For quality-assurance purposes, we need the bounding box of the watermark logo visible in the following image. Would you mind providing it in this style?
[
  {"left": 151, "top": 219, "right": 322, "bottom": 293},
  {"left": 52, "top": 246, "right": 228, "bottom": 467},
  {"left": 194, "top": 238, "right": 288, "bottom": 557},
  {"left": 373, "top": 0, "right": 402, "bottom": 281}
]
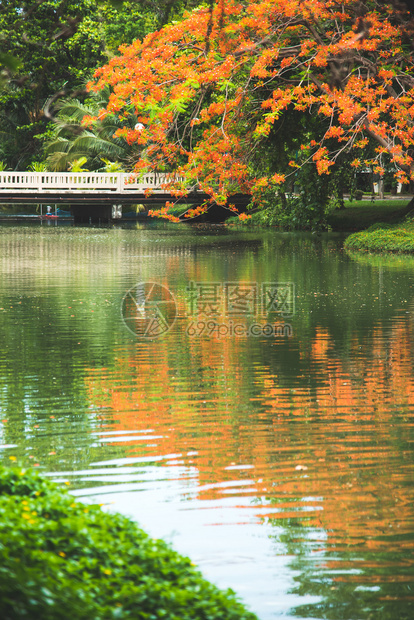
[
  {"left": 186, "top": 281, "right": 294, "bottom": 317},
  {"left": 121, "top": 282, "right": 177, "bottom": 338},
  {"left": 121, "top": 280, "right": 294, "bottom": 339},
  {"left": 186, "top": 320, "right": 293, "bottom": 339}
]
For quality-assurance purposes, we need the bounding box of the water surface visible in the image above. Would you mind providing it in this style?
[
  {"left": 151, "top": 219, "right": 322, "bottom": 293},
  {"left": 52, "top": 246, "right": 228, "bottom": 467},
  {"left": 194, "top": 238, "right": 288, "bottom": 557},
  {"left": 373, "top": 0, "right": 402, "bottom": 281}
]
[{"left": 0, "top": 223, "right": 413, "bottom": 620}]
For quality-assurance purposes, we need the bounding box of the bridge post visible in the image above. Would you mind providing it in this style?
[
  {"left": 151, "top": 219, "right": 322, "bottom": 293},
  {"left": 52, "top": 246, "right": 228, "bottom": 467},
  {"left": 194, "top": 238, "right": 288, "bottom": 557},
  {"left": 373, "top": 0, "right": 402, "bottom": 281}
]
[{"left": 112, "top": 205, "right": 122, "bottom": 219}]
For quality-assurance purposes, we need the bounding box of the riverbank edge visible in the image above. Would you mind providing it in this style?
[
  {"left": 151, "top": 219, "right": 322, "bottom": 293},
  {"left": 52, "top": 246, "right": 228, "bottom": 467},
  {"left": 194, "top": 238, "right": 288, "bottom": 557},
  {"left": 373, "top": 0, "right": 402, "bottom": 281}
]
[
  {"left": 227, "top": 195, "right": 414, "bottom": 253},
  {"left": 338, "top": 195, "right": 414, "bottom": 253},
  {"left": 343, "top": 219, "right": 414, "bottom": 253},
  {"left": 0, "top": 465, "right": 258, "bottom": 620}
]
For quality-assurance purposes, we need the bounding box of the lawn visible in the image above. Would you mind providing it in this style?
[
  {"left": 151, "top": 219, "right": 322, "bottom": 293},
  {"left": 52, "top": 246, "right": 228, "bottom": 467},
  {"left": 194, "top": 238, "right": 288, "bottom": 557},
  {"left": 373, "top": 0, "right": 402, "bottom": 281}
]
[{"left": 327, "top": 197, "right": 413, "bottom": 231}]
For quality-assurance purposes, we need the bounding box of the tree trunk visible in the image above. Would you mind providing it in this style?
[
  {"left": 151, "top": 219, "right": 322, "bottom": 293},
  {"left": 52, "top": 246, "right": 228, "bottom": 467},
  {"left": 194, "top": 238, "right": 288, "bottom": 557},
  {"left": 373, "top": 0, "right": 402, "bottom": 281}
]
[
  {"left": 379, "top": 179, "right": 384, "bottom": 200},
  {"left": 402, "top": 195, "right": 414, "bottom": 215}
]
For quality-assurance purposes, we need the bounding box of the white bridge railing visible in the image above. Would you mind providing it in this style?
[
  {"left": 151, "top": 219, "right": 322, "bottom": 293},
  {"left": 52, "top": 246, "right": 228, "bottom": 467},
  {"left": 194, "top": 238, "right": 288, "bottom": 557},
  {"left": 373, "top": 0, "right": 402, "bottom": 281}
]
[{"left": 0, "top": 172, "right": 183, "bottom": 194}]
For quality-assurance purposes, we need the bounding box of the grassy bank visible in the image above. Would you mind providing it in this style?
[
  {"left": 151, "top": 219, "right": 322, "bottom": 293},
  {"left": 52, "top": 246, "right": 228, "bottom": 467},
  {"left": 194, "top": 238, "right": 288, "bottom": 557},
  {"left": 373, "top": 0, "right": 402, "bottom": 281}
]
[
  {"left": 344, "top": 219, "right": 414, "bottom": 253},
  {"left": 0, "top": 466, "right": 257, "bottom": 620}
]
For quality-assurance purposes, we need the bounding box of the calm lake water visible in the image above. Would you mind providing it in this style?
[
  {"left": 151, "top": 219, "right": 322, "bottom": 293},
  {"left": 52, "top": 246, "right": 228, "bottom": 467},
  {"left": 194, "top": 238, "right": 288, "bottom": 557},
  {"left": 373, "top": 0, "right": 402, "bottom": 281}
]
[{"left": 0, "top": 223, "right": 413, "bottom": 620}]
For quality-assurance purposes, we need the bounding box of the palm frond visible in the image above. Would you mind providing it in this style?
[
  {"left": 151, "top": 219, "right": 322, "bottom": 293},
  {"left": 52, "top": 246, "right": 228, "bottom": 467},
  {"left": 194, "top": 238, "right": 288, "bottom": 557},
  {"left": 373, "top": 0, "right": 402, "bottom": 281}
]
[
  {"left": 44, "top": 137, "right": 72, "bottom": 155},
  {"left": 47, "top": 151, "right": 85, "bottom": 172},
  {"left": 43, "top": 88, "right": 137, "bottom": 171},
  {"left": 71, "top": 135, "right": 126, "bottom": 159}
]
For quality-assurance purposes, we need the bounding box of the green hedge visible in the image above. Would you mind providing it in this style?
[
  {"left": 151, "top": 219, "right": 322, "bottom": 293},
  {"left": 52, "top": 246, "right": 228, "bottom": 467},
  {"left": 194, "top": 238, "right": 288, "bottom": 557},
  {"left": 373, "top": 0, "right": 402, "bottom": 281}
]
[
  {"left": 0, "top": 466, "right": 258, "bottom": 620},
  {"left": 344, "top": 221, "right": 414, "bottom": 253}
]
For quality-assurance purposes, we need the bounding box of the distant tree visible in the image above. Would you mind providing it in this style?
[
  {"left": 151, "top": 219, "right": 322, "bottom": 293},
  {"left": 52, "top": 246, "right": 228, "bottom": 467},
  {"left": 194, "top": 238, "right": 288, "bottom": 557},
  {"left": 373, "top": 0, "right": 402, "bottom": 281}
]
[
  {"left": 0, "top": 0, "right": 110, "bottom": 168},
  {"left": 0, "top": 0, "right": 196, "bottom": 168}
]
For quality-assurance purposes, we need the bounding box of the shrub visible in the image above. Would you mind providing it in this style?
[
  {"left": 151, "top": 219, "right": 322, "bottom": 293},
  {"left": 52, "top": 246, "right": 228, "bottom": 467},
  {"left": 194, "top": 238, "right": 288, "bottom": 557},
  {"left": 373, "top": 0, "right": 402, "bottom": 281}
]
[{"left": 0, "top": 466, "right": 258, "bottom": 620}]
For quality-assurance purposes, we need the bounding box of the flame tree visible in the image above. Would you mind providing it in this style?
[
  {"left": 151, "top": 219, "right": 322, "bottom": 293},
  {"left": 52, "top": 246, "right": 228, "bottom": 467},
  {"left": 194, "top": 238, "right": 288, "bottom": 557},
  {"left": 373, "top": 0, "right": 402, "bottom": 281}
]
[{"left": 87, "top": 0, "right": 414, "bottom": 222}]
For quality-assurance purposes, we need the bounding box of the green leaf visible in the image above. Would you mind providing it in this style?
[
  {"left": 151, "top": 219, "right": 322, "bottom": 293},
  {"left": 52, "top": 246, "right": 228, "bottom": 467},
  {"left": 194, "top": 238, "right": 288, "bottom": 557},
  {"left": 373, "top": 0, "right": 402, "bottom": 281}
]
[{"left": 0, "top": 52, "right": 21, "bottom": 72}]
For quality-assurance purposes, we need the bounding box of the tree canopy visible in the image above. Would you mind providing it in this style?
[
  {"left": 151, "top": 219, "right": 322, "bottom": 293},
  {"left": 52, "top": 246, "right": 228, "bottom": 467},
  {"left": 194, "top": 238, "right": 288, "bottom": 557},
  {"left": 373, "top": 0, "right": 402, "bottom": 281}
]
[
  {"left": 0, "top": 0, "right": 199, "bottom": 168},
  {"left": 0, "top": 0, "right": 108, "bottom": 167},
  {"left": 86, "top": 0, "right": 414, "bottom": 219}
]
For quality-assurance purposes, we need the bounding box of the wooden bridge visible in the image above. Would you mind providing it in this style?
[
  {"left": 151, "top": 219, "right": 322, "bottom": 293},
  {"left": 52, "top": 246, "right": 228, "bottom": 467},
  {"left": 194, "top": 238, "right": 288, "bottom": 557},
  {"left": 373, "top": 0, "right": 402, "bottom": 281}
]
[{"left": 0, "top": 172, "right": 250, "bottom": 222}]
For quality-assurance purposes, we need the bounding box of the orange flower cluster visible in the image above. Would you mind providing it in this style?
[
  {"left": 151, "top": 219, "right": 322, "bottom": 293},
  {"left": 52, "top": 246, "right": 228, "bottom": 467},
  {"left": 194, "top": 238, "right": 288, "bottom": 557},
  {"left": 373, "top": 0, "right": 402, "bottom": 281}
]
[
  {"left": 183, "top": 205, "right": 208, "bottom": 219},
  {"left": 87, "top": 0, "right": 414, "bottom": 220},
  {"left": 238, "top": 212, "right": 251, "bottom": 221},
  {"left": 148, "top": 207, "right": 180, "bottom": 222}
]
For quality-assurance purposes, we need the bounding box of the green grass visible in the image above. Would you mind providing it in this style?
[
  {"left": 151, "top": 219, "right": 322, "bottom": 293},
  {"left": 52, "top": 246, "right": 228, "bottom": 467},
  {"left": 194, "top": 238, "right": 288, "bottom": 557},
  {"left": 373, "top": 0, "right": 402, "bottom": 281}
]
[
  {"left": 0, "top": 466, "right": 258, "bottom": 620},
  {"left": 327, "top": 198, "right": 412, "bottom": 231},
  {"left": 344, "top": 219, "right": 414, "bottom": 253}
]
